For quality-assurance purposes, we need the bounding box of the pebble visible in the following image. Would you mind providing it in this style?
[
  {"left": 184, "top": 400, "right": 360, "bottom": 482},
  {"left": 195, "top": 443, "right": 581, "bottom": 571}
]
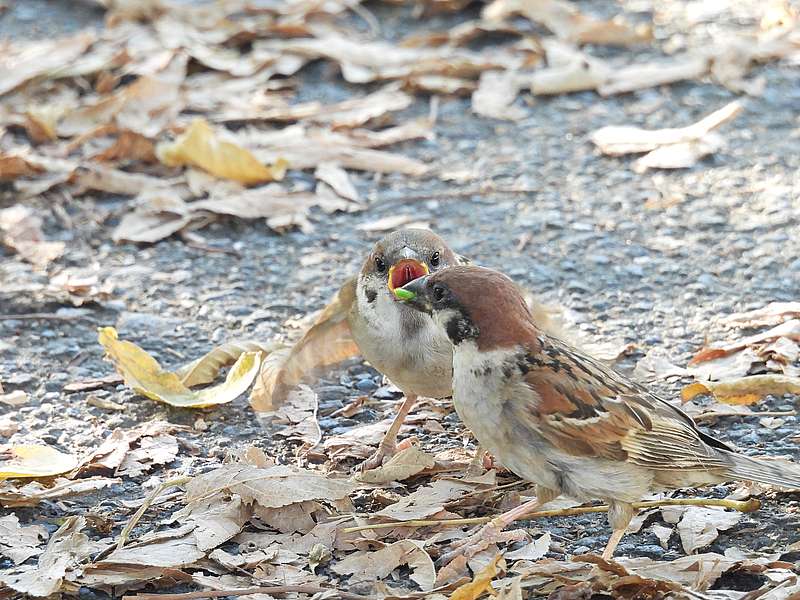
[{"left": 355, "top": 379, "right": 378, "bottom": 393}]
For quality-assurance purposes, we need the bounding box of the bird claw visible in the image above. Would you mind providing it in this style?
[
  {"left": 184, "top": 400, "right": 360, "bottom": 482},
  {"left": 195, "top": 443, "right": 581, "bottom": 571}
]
[
  {"left": 359, "top": 442, "right": 397, "bottom": 472},
  {"left": 436, "top": 520, "right": 506, "bottom": 567}
]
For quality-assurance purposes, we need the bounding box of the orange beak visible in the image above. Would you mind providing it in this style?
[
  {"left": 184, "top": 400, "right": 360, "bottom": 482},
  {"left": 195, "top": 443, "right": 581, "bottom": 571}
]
[{"left": 387, "top": 259, "right": 429, "bottom": 294}]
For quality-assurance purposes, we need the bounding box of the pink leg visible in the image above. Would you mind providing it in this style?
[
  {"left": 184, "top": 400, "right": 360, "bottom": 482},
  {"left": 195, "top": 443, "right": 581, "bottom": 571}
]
[{"left": 361, "top": 394, "right": 418, "bottom": 470}]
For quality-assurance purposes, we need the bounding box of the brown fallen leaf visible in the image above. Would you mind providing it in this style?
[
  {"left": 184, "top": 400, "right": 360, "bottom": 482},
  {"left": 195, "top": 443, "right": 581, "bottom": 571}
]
[
  {"left": 591, "top": 101, "right": 742, "bottom": 171},
  {"left": 376, "top": 472, "right": 496, "bottom": 521},
  {"left": 0, "top": 204, "right": 65, "bottom": 268},
  {"left": 482, "top": 0, "right": 651, "bottom": 46},
  {"left": 157, "top": 118, "right": 288, "bottom": 185},
  {"left": 450, "top": 554, "right": 504, "bottom": 600},
  {"left": 0, "top": 32, "right": 95, "bottom": 97},
  {"left": 269, "top": 385, "right": 322, "bottom": 448},
  {"left": 472, "top": 70, "right": 526, "bottom": 120},
  {"left": 0, "top": 516, "right": 95, "bottom": 597},
  {"left": 529, "top": 41, "right": 610, "bottom": 95},
  {"left": 722, "top": 301, "right": 800, "bottom": 328},
  {"left": 332, "top": 539, "right": 436, "bottom": 592},
  {"left": 0, "top": 476, "right": 118, "bottom": 507},
  {"left": 665, "top": 506, "right": 743, "bottom": 554},
  {"left": 0, "top": 514, "right": 48, "bottom": 564},
  {"left": 250, "top": 278, "right": 359, "bottom": 412},
  {"left": 357, "top": 446, "right": 437, "bottom": 484},
  {"left": 98, "top": 326, "right": 262, "bottom": 408},
  {"left": 689, "top": 319, "right": 800, "bottom": 365},
  {"left": 682, "top": 374, "right": 800, "bottom": 405},
  {"left": 598, "top": 54, "right": 709, "bottom": 96}
]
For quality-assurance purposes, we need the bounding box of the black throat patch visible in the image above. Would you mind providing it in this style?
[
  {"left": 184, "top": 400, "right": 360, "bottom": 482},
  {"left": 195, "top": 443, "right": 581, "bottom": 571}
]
[
  {"left": 364, "top": 288, "right": 377, "bottom": 304},
  {"left": 445, "top": 316, "right": 479, "bottom": 345}
]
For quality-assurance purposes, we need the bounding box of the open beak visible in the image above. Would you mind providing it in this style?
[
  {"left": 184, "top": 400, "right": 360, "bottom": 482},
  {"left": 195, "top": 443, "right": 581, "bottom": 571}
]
[
  {"left": 387, "top": 259, "right": 429, "bottom": 296},
  {"left": 393, "top": 276, "right": 432, "bottom": 313}
]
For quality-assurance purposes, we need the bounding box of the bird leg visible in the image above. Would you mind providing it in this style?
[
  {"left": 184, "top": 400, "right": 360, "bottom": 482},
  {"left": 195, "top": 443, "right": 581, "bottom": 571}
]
[
  {"left": 361, "top": 394, "right": 418, "bottom": 471},
  {"left": 602, "top": 501, "right": 636, "bottom": 560},
  {"left": 438, "top": 486, "right": 559, "bottom": 566},
  {"left": 465, "top": 445, "right": 489, "bottom": 477}
]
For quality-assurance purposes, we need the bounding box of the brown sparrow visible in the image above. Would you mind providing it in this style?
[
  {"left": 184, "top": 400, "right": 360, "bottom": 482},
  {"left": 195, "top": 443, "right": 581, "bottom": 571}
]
[{"left": 396, "top": 265, "right": 800, "bottom": 559}]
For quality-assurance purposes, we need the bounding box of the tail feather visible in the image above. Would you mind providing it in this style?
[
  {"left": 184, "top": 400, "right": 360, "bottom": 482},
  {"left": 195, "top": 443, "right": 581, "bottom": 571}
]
[{"left": 726, "top": 453, "right": 800, "bottom": 490}]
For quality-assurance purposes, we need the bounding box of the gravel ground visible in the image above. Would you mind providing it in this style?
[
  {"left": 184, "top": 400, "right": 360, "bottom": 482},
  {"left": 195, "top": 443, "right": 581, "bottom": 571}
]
[{"left": 1, "top": 0, "right": 800, "bottom": 593}]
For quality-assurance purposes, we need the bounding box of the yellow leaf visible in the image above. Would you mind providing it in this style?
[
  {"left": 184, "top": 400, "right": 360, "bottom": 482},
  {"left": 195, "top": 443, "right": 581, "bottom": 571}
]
[
  {"left": 156, "top": 118, "right": 287, "bottom": 185},
  {"left": 0, "top": 445, "right": 79, "bottom": 479},
  {"left": 450, "top": 554, "right": 504, "bottom": 600},
  {"left": 249, "top": 278, "right": 360, "bottom": 412},
  {"left": 97, "top": 327, "right": 262, "bottom": 408},
  {"left": 681, "top": 375, "right": 800, "bottom": 406},
  {"left": 177, "top": 340, "right": 281, "bottom": 388}
]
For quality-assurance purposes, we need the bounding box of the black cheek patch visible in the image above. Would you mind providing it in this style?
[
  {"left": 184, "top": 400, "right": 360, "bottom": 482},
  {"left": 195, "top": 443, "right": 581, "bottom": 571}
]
[
  {"left": 365, "top": 289, "right": 377, "bottom": 303},
  {"left": 446, "top": 316, "right": 478, "bottom": 345}
]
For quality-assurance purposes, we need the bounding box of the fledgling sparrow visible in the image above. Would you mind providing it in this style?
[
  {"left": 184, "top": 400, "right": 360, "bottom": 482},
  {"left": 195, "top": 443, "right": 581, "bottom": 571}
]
[{"left": 396, "top": 265, "right": 800, "bottom": 559}]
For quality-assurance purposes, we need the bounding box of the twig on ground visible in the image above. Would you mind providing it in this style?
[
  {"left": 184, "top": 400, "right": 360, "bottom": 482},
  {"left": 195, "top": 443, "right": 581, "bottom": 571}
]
[
  {"left": 342, "top": 497, "right": 761, "bottom": 533},
  {"left": 115, "top": 476, "right": 191, "bottom": 551}
]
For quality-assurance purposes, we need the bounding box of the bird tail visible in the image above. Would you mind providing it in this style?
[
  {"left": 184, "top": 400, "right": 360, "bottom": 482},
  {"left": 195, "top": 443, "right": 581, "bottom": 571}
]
[{"left": 726, "top": 453, "right": 800, "bottom": 490}]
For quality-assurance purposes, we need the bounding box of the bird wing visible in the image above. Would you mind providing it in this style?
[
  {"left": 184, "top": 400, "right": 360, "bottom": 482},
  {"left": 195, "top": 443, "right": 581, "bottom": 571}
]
[{"left": 522, "top": 336, "right": 731, "bottom": 471}]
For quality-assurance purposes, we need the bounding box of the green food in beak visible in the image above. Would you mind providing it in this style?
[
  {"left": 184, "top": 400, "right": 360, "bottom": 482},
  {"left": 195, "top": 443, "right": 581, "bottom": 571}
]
[{"left": 393, "top": 287, "right": 417, "bottom": 301}]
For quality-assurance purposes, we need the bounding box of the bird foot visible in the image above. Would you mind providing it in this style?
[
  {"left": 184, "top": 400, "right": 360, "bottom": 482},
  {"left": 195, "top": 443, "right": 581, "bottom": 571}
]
[
  {"left": 359, "top": 438, "right": 413, "bottom": 472},
  {"left": 437, "top": 519, "right": 523, "bottom": 567}
]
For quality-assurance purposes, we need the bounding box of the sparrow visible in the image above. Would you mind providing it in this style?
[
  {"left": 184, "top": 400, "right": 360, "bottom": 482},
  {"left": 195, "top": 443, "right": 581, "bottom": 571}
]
[
  {"left": 396, "top": 265, "right": 800, "bottom": 559},
  {"left": 347, "top": 230, "right": 565, "bottom": 471},
  {"left": 347, "top": 229, "right": 464, "bottom": 469}
]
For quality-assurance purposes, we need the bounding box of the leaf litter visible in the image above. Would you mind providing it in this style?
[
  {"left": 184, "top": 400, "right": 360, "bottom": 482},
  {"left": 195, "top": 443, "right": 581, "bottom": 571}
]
[{"left": 2, "top": 1, "right": 800, "bottom": 599}]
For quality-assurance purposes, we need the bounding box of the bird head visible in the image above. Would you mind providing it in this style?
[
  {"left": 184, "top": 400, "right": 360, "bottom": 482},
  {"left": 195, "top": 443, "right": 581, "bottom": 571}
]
[
  {"left": 358, "top": 228, "right": 458, "bottom": 306},
  {"left": 394, "top": 265, "right": 534, "bottom": 349}
]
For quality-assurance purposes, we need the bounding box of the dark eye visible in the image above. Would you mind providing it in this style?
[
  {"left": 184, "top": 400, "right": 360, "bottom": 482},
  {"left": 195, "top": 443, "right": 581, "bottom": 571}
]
[
  {"left": 432, "top": 284, "right": 446, "bottom": 303},
  {"left": 430, "top": 251, "right": 440, "bottom": 268},
  {"left": 375, "top": 256, "right": 386, "bottom": 272}
]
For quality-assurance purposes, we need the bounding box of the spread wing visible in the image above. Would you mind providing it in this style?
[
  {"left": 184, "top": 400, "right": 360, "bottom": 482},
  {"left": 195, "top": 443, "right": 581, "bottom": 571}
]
[{"left": 523, "top": 336, "right": 732, "bottom": 471}]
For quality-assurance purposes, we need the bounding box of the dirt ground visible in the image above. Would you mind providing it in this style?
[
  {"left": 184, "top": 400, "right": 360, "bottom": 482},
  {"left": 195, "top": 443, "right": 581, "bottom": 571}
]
[{"left": 1, "top": 0, "right": 800, "bottom": 597}]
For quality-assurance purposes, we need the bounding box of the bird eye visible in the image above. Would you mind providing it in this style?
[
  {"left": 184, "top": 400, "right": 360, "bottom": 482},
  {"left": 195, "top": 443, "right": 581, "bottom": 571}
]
[
  {"left": 430, "top": 251, "right": 440, "bottom": 268},
  {"left": 375, "top": 256, "right": 386, "bottom": 272},
  {"left": 432, "top": 284, "right": 446, "bottom": 303}
]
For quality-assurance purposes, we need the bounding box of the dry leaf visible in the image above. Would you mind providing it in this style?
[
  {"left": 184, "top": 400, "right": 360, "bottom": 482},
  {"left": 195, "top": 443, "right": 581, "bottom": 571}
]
[
  {"left": 0, "top": 32, "right": 95, "bottom": 97},
  {"left": 176, "top": 340, "right": 279, "bottom": 387},
  {"left": 529, "top": 41, "right": 610, "bottom": 95},
  {"left": 0, "top": 514, "right": 48, "bottom": 564},
  {"left": 185, "top": 463, "right": 356, "bottom": 512},
  {"left": 99, "top": 525, "right": 206, "bottom": 568},
  {"left": 116, "top": 434, "right": 179, "bottom": 477},
  {"left": 690, "top": 319, "right": 800, "bottom": 366},
  {"left": 482, "top": 0, "right": 651, "bottom": 46},
  {"left": 450, "top": 553, "right": 504, "bottom": 600},
  {"left": 315, "top": 162, "right": 360, "bottom": 202},
  {"left": 376, "top": 474, "right": 496, "bottom": 521},
  {"left": 722, "top": 301, "right": 800, "bottom": 328},
  {"left": 332, "top": 539, "right": 436, "bottom": 591},
  {"left": 357, "top": 446, "right": 436, "bottom": 484},
  {"left": 269, "top": 385, "right": 322, "bottom": 448},
  {"left": 675, "top": 507, "right": 742, "bottom": 554},
  {"left": 682, "top": 374, "right": 800, "bottom": 405},
  {"left": 591, "top": 101, "right": 742, "bottom": 171},
  {"left": 357, "top": 215, "right": 421, "bottom": 232},
  {"left": 0, "top": 204, "right": 65, "bottom": 268},
  {"left": 0, "top": 445, "right": 79, "bottom": 479},
  {"left": 98, "top": 326, "right": 261, "bottom": 408},
  {"left": 250, "top": 278, "right": 359, "bottom": 412},
  {"left": 0, "top": 477, "right": 118, "bottom": 507},
  {"left": 598, "top": 55, "right": 709, "bottom": 96},
  {"left": 472, "top": 70, "right": 526, "bottom": 120},
  {"left": 157, "top": 118, "right": 287, "bottom": 185},
  {"left": 0, "top": 516, "right": 93, "bottom": 597},
  {"left": 504, "top": 532, "right": 551, "bottom": 561}
]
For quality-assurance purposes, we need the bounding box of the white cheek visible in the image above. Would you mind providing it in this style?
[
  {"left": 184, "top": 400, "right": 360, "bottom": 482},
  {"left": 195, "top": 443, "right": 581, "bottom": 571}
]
[{"left": 433, "top": 307, "right": 458, "bottom": 332}]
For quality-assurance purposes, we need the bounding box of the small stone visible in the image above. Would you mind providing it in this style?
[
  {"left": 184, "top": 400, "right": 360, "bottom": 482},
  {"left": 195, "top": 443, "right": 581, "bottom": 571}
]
[
  {"left": 374, "top": 385, "right": 403, "bottom": 400},
  {"left": 355, "top": 379, "right": 378, "bottom": 392}
]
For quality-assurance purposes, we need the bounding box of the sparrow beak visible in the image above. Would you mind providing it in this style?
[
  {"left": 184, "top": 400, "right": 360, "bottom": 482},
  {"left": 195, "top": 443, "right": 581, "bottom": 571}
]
[
  {"left": 393, "top": 276, "right": 432, "bottom": 313},
  {"left": 387, "top": 258, "right": 429, "bottom": 297}
]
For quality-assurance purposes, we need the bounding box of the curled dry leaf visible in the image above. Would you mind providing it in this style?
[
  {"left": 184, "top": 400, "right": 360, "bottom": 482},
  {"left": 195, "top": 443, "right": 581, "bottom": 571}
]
[
  {"left": 598, "top": 54, "right": 709, "bottom": 96},
  {"left": 504, "top": 532, "right": 551, "bottom": 561},
  {"left": 157, "top": 118, "right": 288, "bottom": 185},
  {"left": 450, "top": 554, "right": 504, "bottom": 600},
  {"left": 591, "top": 101, "right": 743, "bottom": 171},
  {"left": 722, "top": 301, "right": 800, "bottom": 328},
  {"left": 682, "top": 374, "right": 800, "bottom": 405},
  {"left": 376, "top": 472, "right": 496, "bottom": 521},
  {"left": 269, "top": 385, "right": 323, "bottom": 448},
  {"left": 0, "top": 445, "right": 79, "bottom": 479},
  {"left": 332, "top": 539, "right": 436, "bottom": 592},
  {"left": 250, "top": 278, "right": 359, "bottom": 412},
  {"left": 471, "top": 70, "right": 526, "bottom": 120},
  {"left": 357, "top": 446, "right": 436, "bottom": 484},
  {"left": 482, "top": 0, "right": 651, "bottom": 46},
  {"left": 176, "top": 339, "right": 280, "bottom": 387},
  {"left": 0, "top": 514, "right": 48, "bottom": 564},
  {"left": 690, "top": 319, "right": 800, "bottom": 366},
  {"left": 98, "top": 326, "right": 261, "bottom": 408}
]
